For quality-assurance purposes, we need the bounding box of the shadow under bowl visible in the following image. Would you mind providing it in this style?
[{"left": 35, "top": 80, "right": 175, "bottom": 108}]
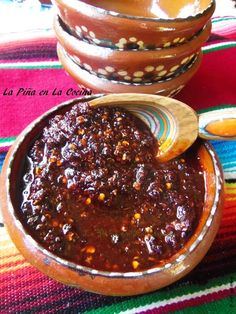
[
  {"left": 53, "top": 15, "right": 211, "bottom": 83},
  {"left": 0, "top": 94, "right": 223, "bottom": 296},
  {"left": 52, "top": 0, "right": 215, "bottom": 50}
]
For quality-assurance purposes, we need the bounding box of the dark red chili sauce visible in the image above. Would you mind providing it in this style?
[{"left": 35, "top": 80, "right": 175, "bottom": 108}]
[{"left": 20, "top": 102, "right": 204, "bottom": 272}]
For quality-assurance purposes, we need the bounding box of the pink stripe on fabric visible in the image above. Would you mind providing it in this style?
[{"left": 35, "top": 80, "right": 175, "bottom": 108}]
[
  {"left": 176, "top": 47, "right": 236, "bottom": 108},
  {"left": 0, "top": 146, "right": 11, "bottom": 153},
  {"left": 1, "top": 278, "right": 96, "bottom": 313},
  {"left": 0, "top": 266, "right": 39, "bottom": 284}
]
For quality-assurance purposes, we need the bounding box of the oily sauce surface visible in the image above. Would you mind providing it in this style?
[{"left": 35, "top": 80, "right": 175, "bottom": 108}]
[{"left": 21, "top": 103, "right": 204, "bottom": 272}]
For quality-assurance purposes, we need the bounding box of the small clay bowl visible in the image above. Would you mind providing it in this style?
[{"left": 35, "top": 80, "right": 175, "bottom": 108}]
[
  {"left": 52, "top": 0, "right": 215, "bottom": 50},
  {"left": 57, "top": 44, "right": 203, "bottom": 96},
  {"left": 1, "top": 94, "right": 223, "bottom": 296},
  {"left": 54, "top": 15, "right": 211, "bottom": 83}
]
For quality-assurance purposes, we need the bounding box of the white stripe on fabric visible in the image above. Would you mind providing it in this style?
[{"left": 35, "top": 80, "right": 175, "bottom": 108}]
[
  {"left": 0, "top": 61, "right": 61, "bottom": 69},
  {"left": 0, "top": 139, "right": 15, "bottom": 148},
  {"left": 119, "top": 282, "right": 236, "bottom": 314},
  {"left": 203, "top": 41, "right": 236, "bottom": 52}
]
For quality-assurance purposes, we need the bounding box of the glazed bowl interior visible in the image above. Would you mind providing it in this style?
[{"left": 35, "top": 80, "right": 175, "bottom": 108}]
[{"left": 54, "top": 0, "right": 215, "bottom": 21}]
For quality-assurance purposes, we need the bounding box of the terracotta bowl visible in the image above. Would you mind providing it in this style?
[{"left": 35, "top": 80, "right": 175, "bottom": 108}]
[
  {"left": 52, "top": 0, "right": 215, "bottom": 50},
  {"left": 57, "top": 44, "right": 203, "bottom": 96},
  {"left": 54, "top": 15, "right": 211, "bottom": 83},
  {"left": 0, "top": 95, "right": 224, "bottom": 296}
]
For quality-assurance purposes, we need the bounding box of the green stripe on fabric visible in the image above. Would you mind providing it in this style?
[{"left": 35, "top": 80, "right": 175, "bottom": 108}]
[
  {"left": 84, "top": 272, "right": 236, "bottom": 314},
  {"left": 175, "top": 295, "right": 236, "bottom": 314},
  {"left": 212, "top": 17, "right": 236, "bottom": 23},
  {"left": 0, "top": 63, "right": 62, "bottom": 69},
  {"left": 0, "top": 137, "right": 16, "bottom": 144},
  {"left": 203, "top": 43, "right": 236, "bottom": 54},
  {"left": 197, "top": 105, "right": 236, "bottom": 114}
]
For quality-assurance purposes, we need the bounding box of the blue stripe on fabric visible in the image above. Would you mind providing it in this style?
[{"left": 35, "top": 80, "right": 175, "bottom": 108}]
[
  {"left": 211, "top": 141, "right": 236, "bottom": 177},
  {"left": 0, "top": 152, "right": 7, "bottom": 173}
]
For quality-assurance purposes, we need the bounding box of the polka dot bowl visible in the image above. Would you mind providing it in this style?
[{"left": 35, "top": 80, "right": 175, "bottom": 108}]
[
  {"left": 54, "top": 15, "right": 211, "bottom": 84},
  {"left": 57, "top": 43, "right": 203, "bottom": 96},
  {"left": 52, "top": 0, "right": 215, "bottom": 50}
]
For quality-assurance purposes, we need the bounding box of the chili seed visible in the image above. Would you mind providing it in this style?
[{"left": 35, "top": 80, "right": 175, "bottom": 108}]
[
  {"left": 98, "top": 193, "right": 105, "bottom": 201},
  {"left": 49, "top": 156, "right": 57, "bottom": 163},
  {"left": 66, "top": 232, "right": 74, "bottom": 242},
  {"left": 35, "top": 166, "right": 42, "bottom": 175},
  {"left": 77, "top": 116, "right": 85, "bottom": 124},
  {"left": 145, "top": 226, "right": 153, "bottom": 234},
  {"left": 122, "top": 153, "right": 127, "bottom": 160},
  {"left": 80, "top": 138, "right": 87, "bottom": 146},
  {"left": 85, "top": 245, "right": 96, "bottom": 254},
  {"left": 134, "top": 213, "right": 141, "bottom": 220},
  {"left": 57, "top": 160, "right": 63, "bottom": 166},
  {"left": 121, "top": 225, "right": 127, "bottom": 232},
  {"left": 78, "top": 129, "right": 85, "bottom": 135},
  {"left": 69, "top": 143, "right": 77, "bottom": 151},
  {"left": 62, "top": 176, "right": 67, "bottom": 184},
  {"left": 166, "top": 182, "right": 172, "bottom": 189},
  {"left": 133, "top": 181, "right": 141, "bottom": 191},
  {"left": 85, "top": 256, "right": 93, "bottom": 264},
  {"left": 85, "top": 197, "right": 92, "bottom": 205},
  {"left": 122, "top": 140, "right": 129, "bottom": 146},
  {"left": 132, "top": 260, "right": 139, "bottom": 269},
  {"left": 52, "top": 220, "right": 59, "bottom": 227}
]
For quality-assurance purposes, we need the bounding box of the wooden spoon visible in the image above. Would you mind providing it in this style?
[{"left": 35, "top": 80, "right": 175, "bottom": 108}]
[{"left": 89, "top": 93, "right": 236, "bottom": 162}]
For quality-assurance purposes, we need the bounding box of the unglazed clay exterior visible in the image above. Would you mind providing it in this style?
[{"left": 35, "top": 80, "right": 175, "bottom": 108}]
[
  {"left": 0, "top": 95, "right": 224, "bottom": 296},
  {"left": 52, "top": 0, "right": 215, "bottom": 50}
]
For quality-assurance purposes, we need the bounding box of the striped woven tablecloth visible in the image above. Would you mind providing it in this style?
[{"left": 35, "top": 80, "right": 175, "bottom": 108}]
[{"left": 0, "top": 16, "right": 236, "bottom": 314}]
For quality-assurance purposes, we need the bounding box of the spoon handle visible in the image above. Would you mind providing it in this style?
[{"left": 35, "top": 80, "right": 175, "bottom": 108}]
[{"left": 198, "top": 106, "right": 236, "bottom": 140}]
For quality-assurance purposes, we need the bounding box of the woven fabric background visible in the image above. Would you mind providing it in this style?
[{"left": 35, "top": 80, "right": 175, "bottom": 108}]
[{"left": 0, "top": 16, "right": 236, "bottom": 313}]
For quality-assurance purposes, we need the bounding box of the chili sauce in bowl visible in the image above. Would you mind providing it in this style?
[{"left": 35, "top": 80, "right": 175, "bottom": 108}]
[
  {"left": 21, "top": 102, "right": 204, "bottom": 272},
  {"left": 1, "top": 95, "right": 223, "bottom": 295}
]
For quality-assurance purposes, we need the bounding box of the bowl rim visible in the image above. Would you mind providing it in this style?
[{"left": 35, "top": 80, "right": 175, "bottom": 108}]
[
  {"left": 53, "top": 0, "right": 215, "bottom": 23},
  {"left": 5, "top": 94, "right": 223, "bottom": 279}
]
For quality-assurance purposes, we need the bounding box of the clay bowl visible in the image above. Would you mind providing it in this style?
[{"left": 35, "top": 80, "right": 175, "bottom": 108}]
[
  {"left": 1, "top": 94, "right": 224, "bottom": 296},
  {"left": 57, "top": 44, "right": 203, "bottom": 96},
  {"left": 52, "top": 0, "right": 215, "bottom": 50},
  {"left": 54, "top": 15, "right": 211, "bottom": 83}
]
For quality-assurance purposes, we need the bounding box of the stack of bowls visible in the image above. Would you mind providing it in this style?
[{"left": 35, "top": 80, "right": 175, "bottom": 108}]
[{"left": 52, "top": 0, "right": 215, "bottom": 96}]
